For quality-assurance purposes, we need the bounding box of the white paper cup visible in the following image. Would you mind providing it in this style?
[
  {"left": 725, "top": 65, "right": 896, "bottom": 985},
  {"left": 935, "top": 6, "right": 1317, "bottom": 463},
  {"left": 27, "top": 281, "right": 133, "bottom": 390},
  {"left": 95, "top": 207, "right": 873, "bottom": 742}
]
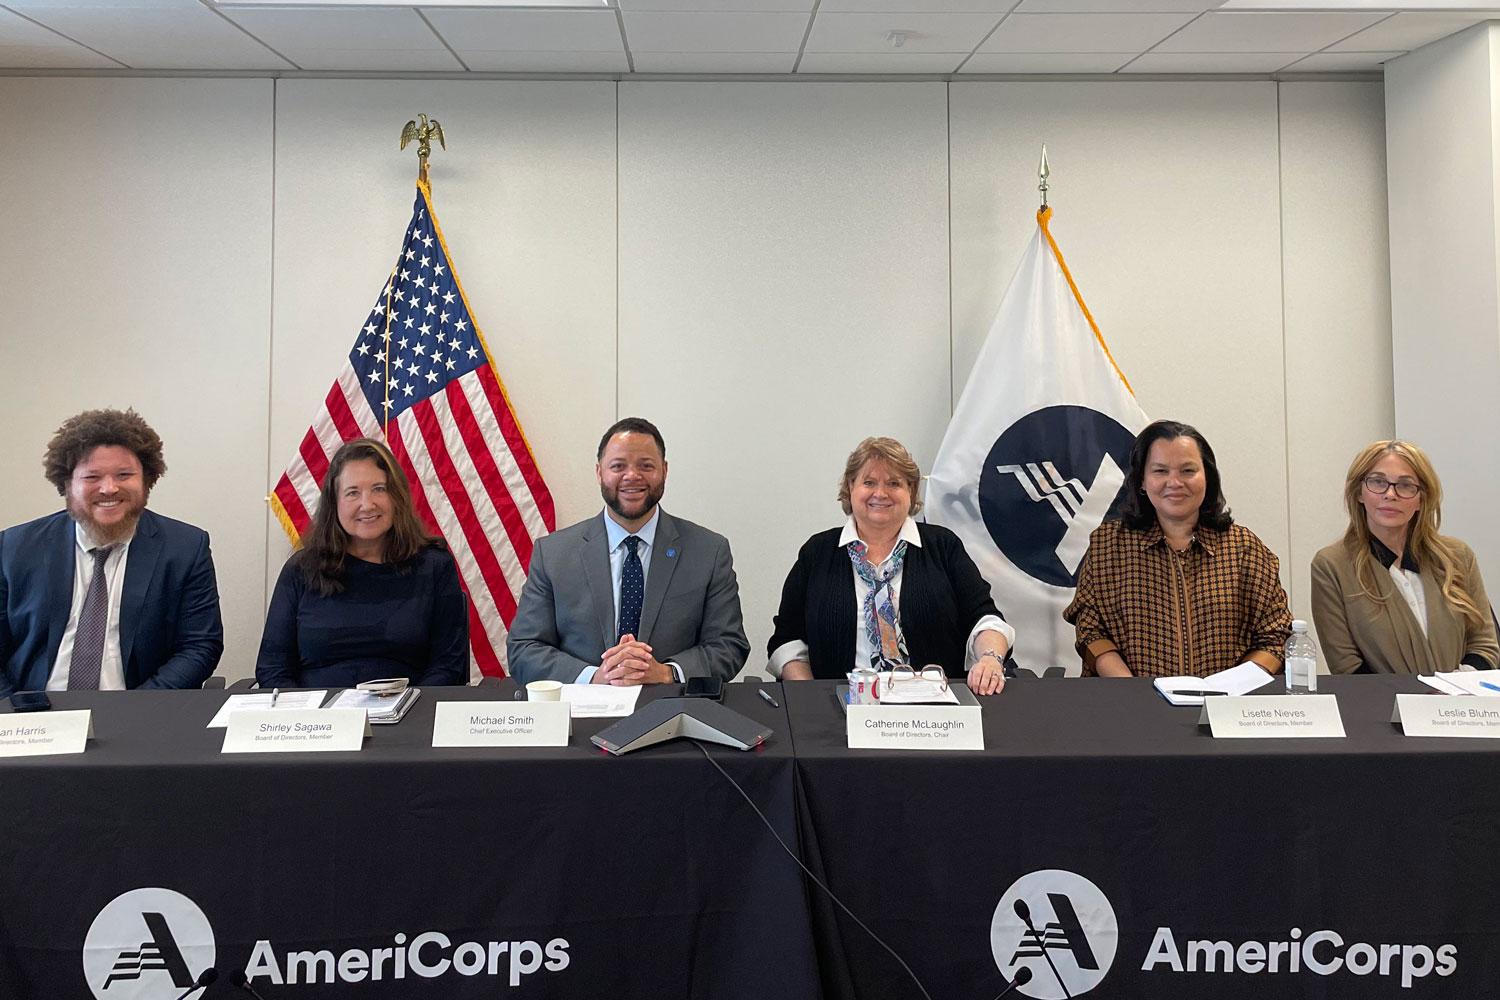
[{"left": 526, "top": 680, "right": 563, "bottom": 702}]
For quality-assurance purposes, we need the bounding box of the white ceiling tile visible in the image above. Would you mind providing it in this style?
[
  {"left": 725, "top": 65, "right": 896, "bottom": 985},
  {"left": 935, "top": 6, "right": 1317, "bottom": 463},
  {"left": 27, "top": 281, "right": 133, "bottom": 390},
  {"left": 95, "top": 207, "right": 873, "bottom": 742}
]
[
  {"left": 1016, "top": 0, "right": 1216, "bottom": 11},
  {"left": 6, "top": 4, "right": 293, "bottom": 68},
  {"left": 797, "top": 50, "right": 965, "bottom": 71},
  {"left": 960, "top": 51, "right": 1132, "bottom": 72},
  {"left": 223, "top": 8, "right": 444, "bottom": 51},
  {"left": 8, "top": 0, "right": 203, "bottom": 9},
  {"left": 280, "top": 48, "right": 464, "bottom": 72},
  {"left": 623, "top": 11, "right": 808, "bottom": 52},
  {"left": 1155, "top": 11, "right": 1388, "bottom": 53},
  {"left": 1328, "top": 12, "right": 1500, "bottom": 53},
  {"left": 0, "top": 5, "right": 74, "bottom": 44},
  {"left": 617, "top": 0, "right": 811, "bottom": 10},
  {"left": 819, "top": 0, "right": 1015, "bottom": 11},
  {"left": 424, "top": 9, "right": 623, "bottom": 52},
  {"left": 1280, "top": 50, "right": 1400, "bottom": 72},
  {"left": 1122, "top": 51, "right": 1302, "bottom": 72},
  {"left": 632, "top": 51, "right": 797, "bottom": 71},
  {"left": 0, "top": 42, "right": 119, "bottom": 68},
  {"left": 979, "top": 12, "right": 1194, "bottom": 53},
  {"left": 457, "top": 49, "right": 629, "bottom": 71},
  {"left": 805, "top": 12, "right": 1001, "bottom": 52}
]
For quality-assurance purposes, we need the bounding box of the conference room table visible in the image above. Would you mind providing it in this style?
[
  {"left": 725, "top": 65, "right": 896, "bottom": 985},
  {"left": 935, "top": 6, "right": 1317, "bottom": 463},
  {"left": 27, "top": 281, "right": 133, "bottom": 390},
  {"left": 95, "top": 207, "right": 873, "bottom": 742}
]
[
  {"left": 787, "top": 673, "right": 1500, "bottom": 1000},
  {"left": 2, "top": 674, "right": 1497, "bottom": 999},
  {"left": 0, "top": 683, "right": 817, "bottom": 1000}
]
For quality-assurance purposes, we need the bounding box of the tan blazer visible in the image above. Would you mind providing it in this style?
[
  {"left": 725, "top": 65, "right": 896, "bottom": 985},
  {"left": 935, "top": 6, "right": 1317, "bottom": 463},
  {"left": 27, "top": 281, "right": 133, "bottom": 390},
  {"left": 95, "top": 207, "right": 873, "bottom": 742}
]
[{"left": 1310, "top": 539, "right": 1499, "bottom": 674}]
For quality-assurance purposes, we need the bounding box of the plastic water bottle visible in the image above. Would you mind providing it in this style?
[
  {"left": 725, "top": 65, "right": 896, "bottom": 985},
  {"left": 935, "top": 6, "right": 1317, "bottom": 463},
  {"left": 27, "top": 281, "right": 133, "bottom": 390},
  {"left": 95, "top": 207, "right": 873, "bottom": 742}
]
[{"left": 1284, "top": 620, "right": 1318, "bottom": 694}]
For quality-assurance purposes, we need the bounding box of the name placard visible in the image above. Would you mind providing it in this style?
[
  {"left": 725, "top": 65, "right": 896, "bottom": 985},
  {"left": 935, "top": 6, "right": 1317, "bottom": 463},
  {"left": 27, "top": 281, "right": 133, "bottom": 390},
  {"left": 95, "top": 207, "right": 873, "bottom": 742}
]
[
  {"left": 0, "top": 710, "right": 92, "bottom": 758},
  {"left": 432, "top": 701, "right": 570, "bottom": 748},
  {"left": 1393, "top": 694, "right": 1500, "bottom": 738},
  {"left": 1201, "top": 695, "right": 1345, "bottom": 738},
  {"left": 846, "top": 704, "right": 984, "bottom": 751},
  {"left": 221, "top": 708, "right": 368, "bottom": 754}
]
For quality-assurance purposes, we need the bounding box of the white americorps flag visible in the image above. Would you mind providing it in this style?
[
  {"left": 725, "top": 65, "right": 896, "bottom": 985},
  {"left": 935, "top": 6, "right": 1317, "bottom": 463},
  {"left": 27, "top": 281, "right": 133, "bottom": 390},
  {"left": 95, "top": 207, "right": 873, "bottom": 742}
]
[{"left": 927, "top": 207, "right": 1148, "bottom": 676}]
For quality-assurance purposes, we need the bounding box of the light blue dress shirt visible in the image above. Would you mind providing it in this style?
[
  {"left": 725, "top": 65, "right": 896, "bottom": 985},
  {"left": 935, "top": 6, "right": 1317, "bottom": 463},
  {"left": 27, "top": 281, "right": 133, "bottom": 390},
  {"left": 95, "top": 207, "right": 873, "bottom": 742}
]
[{"left": 576, "top": 508, "right": 680, "bottom": 684}]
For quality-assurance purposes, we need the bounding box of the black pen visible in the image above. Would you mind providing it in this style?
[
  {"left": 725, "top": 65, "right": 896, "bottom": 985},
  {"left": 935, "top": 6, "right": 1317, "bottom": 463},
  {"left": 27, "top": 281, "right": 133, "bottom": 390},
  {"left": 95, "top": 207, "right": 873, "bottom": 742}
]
[
  {"left": 1170, "top": 689, "right": 1229, "bottom": 698},
  {"left": 758, "top": 689, "right": 780, "bottom": 709}
]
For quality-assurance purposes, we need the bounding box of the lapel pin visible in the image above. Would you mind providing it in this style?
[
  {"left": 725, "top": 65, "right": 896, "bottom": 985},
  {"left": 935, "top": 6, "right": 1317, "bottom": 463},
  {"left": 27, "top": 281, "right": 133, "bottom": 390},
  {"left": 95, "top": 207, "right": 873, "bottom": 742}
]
[{"left": 666, "top": 548, "right": 677, "bottom": 559}]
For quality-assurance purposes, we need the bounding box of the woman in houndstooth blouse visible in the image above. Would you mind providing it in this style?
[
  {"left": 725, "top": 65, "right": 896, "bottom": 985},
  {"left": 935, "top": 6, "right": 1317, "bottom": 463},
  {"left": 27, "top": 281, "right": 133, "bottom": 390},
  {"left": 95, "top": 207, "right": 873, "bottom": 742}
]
[{"left": 1063, "top": 420, "right": 1292, "bottom": 679}]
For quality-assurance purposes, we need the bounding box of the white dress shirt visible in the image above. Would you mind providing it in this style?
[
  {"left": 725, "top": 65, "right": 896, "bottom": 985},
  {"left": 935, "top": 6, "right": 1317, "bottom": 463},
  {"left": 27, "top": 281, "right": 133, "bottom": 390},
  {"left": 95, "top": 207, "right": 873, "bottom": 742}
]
[
  {"left": 48, "top": 521, "right": 132, "bottom": 691},
  {"left": 576, "top": 508, "right": 682, "bottom": 684},
  {"left": 1388, "top": 561, "right": 1430, "bottom": 637},
  {"left": 768, "top": 516, "right": 1016, "bottom": 677}
]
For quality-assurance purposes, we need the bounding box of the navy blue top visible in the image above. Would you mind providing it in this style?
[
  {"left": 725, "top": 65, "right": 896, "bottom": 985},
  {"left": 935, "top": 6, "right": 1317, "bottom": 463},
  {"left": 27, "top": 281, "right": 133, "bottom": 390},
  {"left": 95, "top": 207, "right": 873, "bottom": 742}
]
[{"left": 255, "top": 545, "right": 468, "bottom": 689}]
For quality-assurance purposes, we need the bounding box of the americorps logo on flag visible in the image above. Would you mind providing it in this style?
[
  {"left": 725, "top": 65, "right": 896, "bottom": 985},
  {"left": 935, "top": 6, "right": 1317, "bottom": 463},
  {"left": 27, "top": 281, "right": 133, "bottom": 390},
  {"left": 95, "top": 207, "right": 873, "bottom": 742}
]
[
  {"left": 927, "top": 206, "right": 1147, "bottom": 676},
  {"left": 978, "top": 405, "right": 1136, "bottom": 588}
]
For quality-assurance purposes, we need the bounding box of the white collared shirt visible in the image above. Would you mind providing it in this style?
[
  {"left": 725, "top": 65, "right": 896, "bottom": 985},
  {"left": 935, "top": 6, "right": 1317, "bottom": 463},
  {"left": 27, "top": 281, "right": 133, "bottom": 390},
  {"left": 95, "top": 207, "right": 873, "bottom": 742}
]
[
  {"left": 576, "top": 508, "right": 682, "bottom": 684},
  {"left": 604, "top": 506, "right": 660, "bottom": 633},
  {"left": 1388, "top": 561, "right": 1429, "bottom": 637},
  {"left": 767, "top": 516, "right": 1016, "bottom": 677},
  {"left": 48, "top": 521, "right": 132, "bottom": 691}
]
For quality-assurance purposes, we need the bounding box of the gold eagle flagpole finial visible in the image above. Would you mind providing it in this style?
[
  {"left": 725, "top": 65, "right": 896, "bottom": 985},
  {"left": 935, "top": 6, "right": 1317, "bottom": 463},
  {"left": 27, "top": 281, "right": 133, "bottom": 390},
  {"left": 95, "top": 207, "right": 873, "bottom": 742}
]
[
  {"left": 400, "top": 113, "right": 447, "bottom": 188},
  {"left": 1038, "top": 143, "right": 1050, "bottom": 211}
]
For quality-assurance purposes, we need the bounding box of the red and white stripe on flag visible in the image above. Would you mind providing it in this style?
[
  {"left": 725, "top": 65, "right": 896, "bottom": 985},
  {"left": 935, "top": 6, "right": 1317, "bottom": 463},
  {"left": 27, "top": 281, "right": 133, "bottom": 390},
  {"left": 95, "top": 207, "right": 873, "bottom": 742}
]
[{"left": 269, "top": 180, "right": 554, "bottom": 679}]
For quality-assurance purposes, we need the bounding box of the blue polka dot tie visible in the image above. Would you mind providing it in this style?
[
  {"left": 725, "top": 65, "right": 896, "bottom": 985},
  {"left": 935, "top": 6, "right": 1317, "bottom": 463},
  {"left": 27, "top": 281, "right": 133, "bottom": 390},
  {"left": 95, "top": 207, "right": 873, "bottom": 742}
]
[
  {"left": 617, "top": 536, "right": 643, "bottom": 641},
  {"left": 68, "top": 545, "right": 116, "bottom": 690}
]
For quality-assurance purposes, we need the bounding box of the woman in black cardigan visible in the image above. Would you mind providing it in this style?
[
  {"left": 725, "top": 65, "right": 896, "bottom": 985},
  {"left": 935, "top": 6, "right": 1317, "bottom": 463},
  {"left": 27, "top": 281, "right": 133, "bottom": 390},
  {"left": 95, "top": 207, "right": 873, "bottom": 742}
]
[{"left": 768, "top": 437, "right": 1013, "bottom": 695}]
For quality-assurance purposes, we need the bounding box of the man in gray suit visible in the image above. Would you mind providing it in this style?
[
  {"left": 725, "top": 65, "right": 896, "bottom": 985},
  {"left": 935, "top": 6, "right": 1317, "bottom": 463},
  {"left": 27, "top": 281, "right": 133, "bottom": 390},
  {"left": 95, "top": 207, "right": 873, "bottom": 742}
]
[{"left": 507, "top": 417, "right": 749, "bottom": 685}]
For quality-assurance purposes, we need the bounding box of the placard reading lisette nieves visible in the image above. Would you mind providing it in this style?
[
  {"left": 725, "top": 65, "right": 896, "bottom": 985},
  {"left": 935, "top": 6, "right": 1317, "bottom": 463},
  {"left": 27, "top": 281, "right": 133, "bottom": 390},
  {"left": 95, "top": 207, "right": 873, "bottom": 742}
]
[
  {"left": 221, "top": 708, "right": 369, "bottom": 753},
  {"left": 846, "top": 704, "right": 984, "bottom": 750},
  {"left": 432, "top": 701, "right": 570, "bottom": 747},
  {"left": 0, "top": 710, "right": 92, "bottom": 758},
  {"left": 1201, "top": 695, "right": 1345, "bottom": 738}
]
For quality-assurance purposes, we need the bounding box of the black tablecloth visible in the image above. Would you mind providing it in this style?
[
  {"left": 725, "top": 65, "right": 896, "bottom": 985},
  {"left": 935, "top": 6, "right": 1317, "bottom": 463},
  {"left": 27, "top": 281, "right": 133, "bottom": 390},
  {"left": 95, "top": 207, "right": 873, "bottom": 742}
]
[
  {"left": 787, "top": 674, "right": 1500, "bottom": 1000},
  {"left": 6, "top": 675, "right": 1498, "bottom": 1000},
  {"left": 0, "top": 683, "right": 817, "bottom": 1000}
]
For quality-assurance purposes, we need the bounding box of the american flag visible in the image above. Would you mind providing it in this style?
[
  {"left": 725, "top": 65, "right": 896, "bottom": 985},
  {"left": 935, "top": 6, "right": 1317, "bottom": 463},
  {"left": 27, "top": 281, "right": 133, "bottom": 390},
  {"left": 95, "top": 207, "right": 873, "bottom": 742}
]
[{"left": 269, "top": 181, "right": 555, "bottom": 679}]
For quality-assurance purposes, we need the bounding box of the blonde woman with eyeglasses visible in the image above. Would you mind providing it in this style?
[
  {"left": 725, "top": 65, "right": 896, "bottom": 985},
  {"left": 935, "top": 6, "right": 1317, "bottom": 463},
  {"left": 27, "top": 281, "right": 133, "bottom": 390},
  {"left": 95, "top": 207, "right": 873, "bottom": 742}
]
[{"left": 1310, "top": 441, "right": 1498, "bottom": 674}]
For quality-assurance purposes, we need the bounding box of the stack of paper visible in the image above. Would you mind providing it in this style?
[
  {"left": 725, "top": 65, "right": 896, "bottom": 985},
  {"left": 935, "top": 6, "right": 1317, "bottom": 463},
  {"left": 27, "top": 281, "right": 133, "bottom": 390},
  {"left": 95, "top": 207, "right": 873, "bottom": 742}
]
[
  {"left": 1154, "top": 662, "right": 1276, "bottom": 706},
  {"left": 1417, "top": 669, "right": 1500, "bottom": 697},
  {"left": 206, "top": 690, "right": 327, "bottom": 728},
  {"left": 559, "top": 685, "right": 643, "bottom": 718},
  {"left": 876, "top": 671, "right": 960, "bottom": 705}
]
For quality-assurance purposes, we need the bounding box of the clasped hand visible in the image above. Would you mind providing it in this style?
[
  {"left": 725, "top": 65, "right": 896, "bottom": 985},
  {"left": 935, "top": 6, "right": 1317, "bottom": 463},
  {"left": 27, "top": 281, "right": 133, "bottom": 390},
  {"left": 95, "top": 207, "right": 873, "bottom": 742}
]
[{"left": 594, "top": 633, "right": 672, "bottom": 685}]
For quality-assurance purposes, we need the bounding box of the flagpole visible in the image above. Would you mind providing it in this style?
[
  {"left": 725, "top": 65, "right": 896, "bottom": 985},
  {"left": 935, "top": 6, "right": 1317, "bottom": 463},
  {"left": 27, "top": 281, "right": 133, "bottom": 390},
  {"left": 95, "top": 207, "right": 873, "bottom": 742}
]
[
  {"left": 390, "top": 113, "right": 448, "bottom": 438},
  {"left": 1037, "top": 144, "right": 1050, "bottom": 212},
  {"left": 379, "top": 261, "right": 398, "bottom": 439}
]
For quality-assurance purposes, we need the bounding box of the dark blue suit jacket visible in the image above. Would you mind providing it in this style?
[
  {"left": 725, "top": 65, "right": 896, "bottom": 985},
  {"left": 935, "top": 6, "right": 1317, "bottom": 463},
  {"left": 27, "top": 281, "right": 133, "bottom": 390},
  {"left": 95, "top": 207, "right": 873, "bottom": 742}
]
[{"left": 0, "top": 509, "right": 224, "bottom": 695}]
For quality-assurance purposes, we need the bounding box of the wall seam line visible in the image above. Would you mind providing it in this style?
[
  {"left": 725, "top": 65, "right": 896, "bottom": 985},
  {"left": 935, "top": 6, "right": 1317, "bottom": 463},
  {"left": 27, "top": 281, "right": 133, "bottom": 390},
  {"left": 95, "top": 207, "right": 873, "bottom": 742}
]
[{"left": 1276, "top": 81, "right": 1295, "bottom": 615}]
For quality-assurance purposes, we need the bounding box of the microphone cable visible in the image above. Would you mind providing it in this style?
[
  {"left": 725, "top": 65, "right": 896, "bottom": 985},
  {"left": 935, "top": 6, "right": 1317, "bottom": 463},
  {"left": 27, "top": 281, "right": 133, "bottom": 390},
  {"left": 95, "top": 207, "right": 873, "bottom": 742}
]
[
  {"left": 691, "top": 742, "right": 1034, "bottom": 1000},
  {"left": 690, "top": 739, "right": 936, "bottom": 1000}
]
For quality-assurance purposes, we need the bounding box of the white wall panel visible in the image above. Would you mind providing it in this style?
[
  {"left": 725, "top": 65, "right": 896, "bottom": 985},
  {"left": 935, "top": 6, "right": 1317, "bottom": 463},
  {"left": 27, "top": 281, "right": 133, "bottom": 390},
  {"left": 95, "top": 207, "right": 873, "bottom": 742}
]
[
  {"left": 1385, "top": 26, "right": 1500, "bottom": 588},
  {"left": 1279, "top": 82, "right": 1392, "bottom": 630},
  {"left": 618, "top": 82, "right": 951, "bottom": 675},
  {"left": 0, "top": 78, "right": 273, "bottom": 678},
  {"left": 950, "top": 81, "right": 1292, "bottom": 612}
]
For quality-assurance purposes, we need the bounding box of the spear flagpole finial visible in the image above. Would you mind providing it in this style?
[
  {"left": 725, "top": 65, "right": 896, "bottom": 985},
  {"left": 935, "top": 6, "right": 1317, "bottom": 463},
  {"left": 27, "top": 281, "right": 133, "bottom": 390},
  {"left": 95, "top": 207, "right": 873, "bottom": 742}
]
[{"left": 1038, "top": 143, "right": 1050, "bottom": 210}]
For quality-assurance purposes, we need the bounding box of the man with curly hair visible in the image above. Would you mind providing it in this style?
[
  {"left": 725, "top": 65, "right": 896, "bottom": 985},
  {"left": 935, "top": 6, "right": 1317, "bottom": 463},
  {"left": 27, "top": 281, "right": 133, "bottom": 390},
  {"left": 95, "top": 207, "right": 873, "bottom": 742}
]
[{"left": 0, "top": 409, "right": 223, "bottom": 694}]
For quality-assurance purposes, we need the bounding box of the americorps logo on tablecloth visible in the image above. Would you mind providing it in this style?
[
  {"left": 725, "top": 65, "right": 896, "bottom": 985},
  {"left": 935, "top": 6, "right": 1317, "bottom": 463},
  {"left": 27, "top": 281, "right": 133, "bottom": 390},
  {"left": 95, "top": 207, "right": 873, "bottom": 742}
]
[
  {"left": 991, "top": 869, "right": 1118, "bottom": 999},
  {"left": 991, "top": 868, "right": 1463, "bottom": 993},
  {"left": 83, "top": 888, "right": 215, "bottom": 1000},
  {"left": 978, "top": 406, "right": 1135, "bottom": 588},
  {"left": 82, "top": 885, "right": 572, "bottom": 992}
]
